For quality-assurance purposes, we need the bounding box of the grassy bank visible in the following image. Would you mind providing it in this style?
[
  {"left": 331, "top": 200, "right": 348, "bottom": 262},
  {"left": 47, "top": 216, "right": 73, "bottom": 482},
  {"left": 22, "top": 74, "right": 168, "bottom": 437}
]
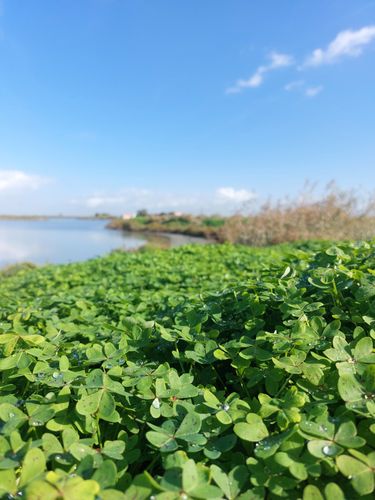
[
  {"left": 108, "top": 213, "right": 225, "bottom": 239},
  {"left": 0, "top": 241, "right": 374, "bottom": 498}
]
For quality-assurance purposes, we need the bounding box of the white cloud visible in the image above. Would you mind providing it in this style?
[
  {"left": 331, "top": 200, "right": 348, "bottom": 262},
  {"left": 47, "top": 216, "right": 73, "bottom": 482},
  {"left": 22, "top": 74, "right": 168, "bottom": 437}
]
[
  {"left": 284, "top": 80, "right": 305, "bottom": 91},
  {"left": 305, "top": 85, "right": 323, "bottom": 97},
  {"left": 0, "top": 170, "right": 49, "bottom": 192},
  {"left": 239, "top": 72, "right": 264, "bottom": 89},
  {"left": 304, "top": 25, "right": 375, "bottom": 66},
  {"left": 75, "top": 186, "right": 257, "bottom": 214},
  {"left": 226, "top": 51, "right": 294, "bottom": 94},
  {"left": 86, "top": 196, "right": 125, "bottom": 208},
  {"left": 284, "top": 80, "right": 323, "bottom": 98},
  {"left": 84, "top": 188, "right": 152, "bottom": 208},
  {"left": 216, "top": 187, "right": 257, "bottom": 203},
  {"left": 268, "top": 52, "right": 294, "bottom": 69}
]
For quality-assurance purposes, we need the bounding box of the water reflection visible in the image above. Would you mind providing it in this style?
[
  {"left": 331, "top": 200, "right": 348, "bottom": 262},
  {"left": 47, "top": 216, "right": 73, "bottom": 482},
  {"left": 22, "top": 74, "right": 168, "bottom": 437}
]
[
  {"left": 0, "top": 218, "right": 209, "bottom": 266},
  {"left": 0, "top": 218, "right": 146, "bottom": 266}
]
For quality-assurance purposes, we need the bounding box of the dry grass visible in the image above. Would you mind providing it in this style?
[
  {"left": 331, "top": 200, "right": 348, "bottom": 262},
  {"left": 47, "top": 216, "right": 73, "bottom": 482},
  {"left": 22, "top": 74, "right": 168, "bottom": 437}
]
[
  {"left": 0, "top": 262, "right": 37, "bottom": 278},
  {"left": 219, "top": 183, "right": 375, "bottom": 246}
]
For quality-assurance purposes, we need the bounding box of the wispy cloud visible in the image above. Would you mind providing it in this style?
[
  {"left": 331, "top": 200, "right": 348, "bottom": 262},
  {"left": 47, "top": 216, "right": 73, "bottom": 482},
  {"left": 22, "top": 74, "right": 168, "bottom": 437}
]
[
  {"left": 284, "top": 80, "right": 323, "bottom": 98},
  {"left": 305, "top": 85, "right": 323, "bottom": 97},
  {"left": 226, "top": 52, "right": 294, "bottom": 94},
  {"left": 75, "top": 186, "right": 257, "bottom": 214},
  {"left": 227, "top": 25, "right": 375, "bottom": 97},
  {"left": 86, "top": 196, "right": 127, "bottom": 208},
  {"left": 304, "top": 25, "right": 375, "bottom": 66},
  {"left": 0, "top": 170, "right": 50, "bottom": 192},
  {"left": 81, "top": 188, "right": 193, "bottom": 211},
  {"left": 85, "top": 188, "right": 151, "bottom": 209},
  {"left": 216, "top": 187, "right": 257, "bottom": 203},
  {"left": 284, "top": 80, "right": 305, "bottom": 91}
]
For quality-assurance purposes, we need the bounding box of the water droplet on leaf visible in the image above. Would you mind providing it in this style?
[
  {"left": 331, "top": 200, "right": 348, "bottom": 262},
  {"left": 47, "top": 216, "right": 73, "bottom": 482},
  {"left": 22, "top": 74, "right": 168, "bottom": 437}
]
[
  {"left": 152, "top": 398, "right": 161, "bottom": 409},
  {"left": 322, "top": 444, "right": 338, "bottom": 456}
]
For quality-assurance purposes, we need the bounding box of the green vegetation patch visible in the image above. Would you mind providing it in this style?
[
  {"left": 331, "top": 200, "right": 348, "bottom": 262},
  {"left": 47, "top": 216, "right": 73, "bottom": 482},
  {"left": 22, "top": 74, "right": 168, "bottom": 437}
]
[
  {"left": 0, "top": 241, "right": 374, "bottom": 499},
  {"left": 108, "top": 214, "right": 224, "bottom": 239}
]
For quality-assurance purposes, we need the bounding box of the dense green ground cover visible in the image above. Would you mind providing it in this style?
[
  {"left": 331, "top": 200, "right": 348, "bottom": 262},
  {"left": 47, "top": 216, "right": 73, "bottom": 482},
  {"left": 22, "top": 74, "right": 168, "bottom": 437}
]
[{"left": 0, "top": 242, "right": 374, "bottom": 499}]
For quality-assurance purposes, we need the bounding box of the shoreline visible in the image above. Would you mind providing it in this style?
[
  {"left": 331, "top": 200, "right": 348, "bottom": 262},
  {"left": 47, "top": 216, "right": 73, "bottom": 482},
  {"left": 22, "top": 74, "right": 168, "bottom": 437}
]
[
  {"left": 112, "top": 226, "right": 218, "bottom": 242},
  {"left": 0, "top": 220, "right": 213, "bottom": 271},
  {"left": 107, "top": 216, "right": 222, "bottom": 241},
  {"left": 134, "top": 230, "right": 215, "bottom": 247},
  {"left": 0, "top": 215, "right": 113, "bottom": 221}
]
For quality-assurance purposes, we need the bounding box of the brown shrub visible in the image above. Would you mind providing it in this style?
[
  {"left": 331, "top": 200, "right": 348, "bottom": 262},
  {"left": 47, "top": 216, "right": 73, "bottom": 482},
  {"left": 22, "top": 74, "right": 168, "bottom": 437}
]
[{"left": 219, "top": 183, "right": 375, "bottom": 245}]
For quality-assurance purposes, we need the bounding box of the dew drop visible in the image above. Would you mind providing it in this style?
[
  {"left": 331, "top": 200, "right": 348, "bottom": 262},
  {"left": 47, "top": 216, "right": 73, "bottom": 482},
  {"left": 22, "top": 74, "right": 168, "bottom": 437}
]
[
  {"left": 118, "top": 358, "right": 125, "bottom": 366},
  {"left": 329, "top": 416, "right": 340, "bottom": 424},
  {"left": 221, "top": 403, "right": 230, "bottom": 412},
  {"left": 322, "top": 444, "right": 338, "bottom": 456},
  {"left": 152, "top": 398, "right": 161, "bottom": 409},
  {"left": 8, "top": 412, "right": 15, "bottom": 418}
]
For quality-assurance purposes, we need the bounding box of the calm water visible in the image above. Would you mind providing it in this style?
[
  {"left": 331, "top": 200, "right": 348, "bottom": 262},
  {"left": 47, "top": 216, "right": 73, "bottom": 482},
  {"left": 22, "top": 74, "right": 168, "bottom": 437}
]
[{"left": 0, "top": 218, "right": 208, "bottom": 267}]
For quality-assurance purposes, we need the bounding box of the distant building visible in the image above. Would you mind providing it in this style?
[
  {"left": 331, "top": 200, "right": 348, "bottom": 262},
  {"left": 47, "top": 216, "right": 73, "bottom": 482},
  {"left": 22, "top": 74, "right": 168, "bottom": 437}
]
[
  {"left": 172, "top": 211, "right": 183, "bottom": 216},
  {"left": 122, "top": 213, "right": 135, "bottom": 220}
]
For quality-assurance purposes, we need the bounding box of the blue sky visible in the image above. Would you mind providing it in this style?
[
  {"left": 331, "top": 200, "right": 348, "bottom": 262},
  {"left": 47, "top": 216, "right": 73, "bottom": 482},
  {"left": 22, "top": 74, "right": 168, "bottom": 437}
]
[{"left": 0, "top": 0, "right": 374, "bottom": 215}]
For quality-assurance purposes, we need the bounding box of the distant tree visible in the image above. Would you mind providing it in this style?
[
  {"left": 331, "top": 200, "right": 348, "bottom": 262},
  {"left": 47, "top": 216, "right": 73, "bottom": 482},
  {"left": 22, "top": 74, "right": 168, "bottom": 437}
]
[{"left": 136, "top": 209, "right": 148, "bottom": 217}]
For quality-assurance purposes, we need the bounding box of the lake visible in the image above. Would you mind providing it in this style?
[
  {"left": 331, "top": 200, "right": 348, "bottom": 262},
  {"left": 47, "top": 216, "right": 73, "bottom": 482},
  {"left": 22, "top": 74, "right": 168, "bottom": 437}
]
[{"left": 0, "top": 218, "right": 209, "bottom": 267}]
